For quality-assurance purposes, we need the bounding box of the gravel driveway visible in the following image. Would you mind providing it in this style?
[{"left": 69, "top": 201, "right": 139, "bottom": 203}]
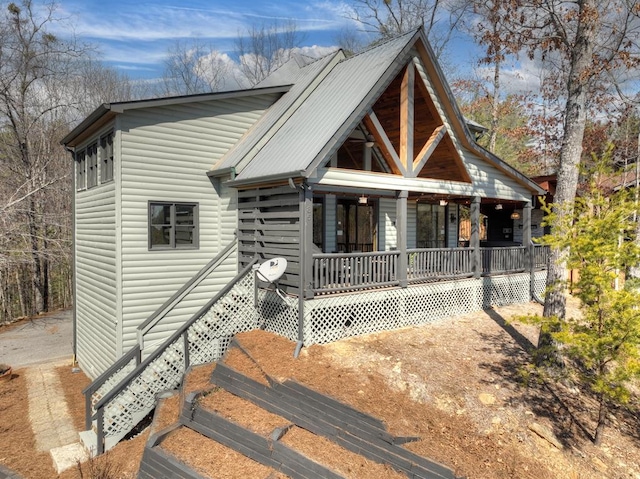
[{"left": 0, "top": 310, "right": 73, "bottom": 369}]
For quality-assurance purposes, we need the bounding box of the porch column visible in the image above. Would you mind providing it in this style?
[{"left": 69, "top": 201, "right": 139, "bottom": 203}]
[
  {"left": 300, "top": 184, "right": 314, "bottom": 299},
  {"left": 523, "top": 201, "right": 534, "bottom": 301},
  {"left": 397, "top": 190, "right": 408, "bottom": 287},
  {"left": 470, "top": 196, "right": 481, "bottom": 278},
  {"left": 523, "top": 201, "right": 532, "bottom": 268}
]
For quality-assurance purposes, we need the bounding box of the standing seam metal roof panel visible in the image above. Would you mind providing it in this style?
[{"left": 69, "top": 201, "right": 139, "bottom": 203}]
[
  {"left": 234, "top": 30, "right": 419, "bottom": 181},
  {"left": 213, "top": 51, "right": 343, "bottom": 171}
]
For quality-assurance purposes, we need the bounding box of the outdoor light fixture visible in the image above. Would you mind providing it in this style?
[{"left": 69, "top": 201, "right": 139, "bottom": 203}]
[
  {"left": 358, "top": 195, "right": 368, "bottom": 204},
  {"left": 510, "top": 211, "right": 521, "bottom": 220},
  {"left": 439, "top": 199, "right": 448, "bottom": 206},
  {"left": 450, "top": 213, "right": 456, "bottom": 222},
  {"left": 495, "top": 203, "right": 503, "bottom": 210},
  {"left": 365, "top": 135, "right": 375, "bottom": 148}
]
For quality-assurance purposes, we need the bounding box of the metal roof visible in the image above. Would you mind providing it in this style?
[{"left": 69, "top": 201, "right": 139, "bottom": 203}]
[
  {"left": 233, "top": 30, "right": 420, "bottom": 182},
  {"left": 213, "top": 50, "right": 344, "bottom": 172}
]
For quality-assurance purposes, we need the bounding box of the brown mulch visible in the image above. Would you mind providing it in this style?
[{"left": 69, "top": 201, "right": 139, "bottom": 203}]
[
  {"left": 160, "top": 427, "right": 288, "bottom": 478},
  {"left": 279, "top": 425, "right": 406, "bottom": 479},
  {"left": 198, "top": 388, "right": 290, "bottom": 436},
  {"left": 0, "top": 369, "right": 55, "bottom": 478}
]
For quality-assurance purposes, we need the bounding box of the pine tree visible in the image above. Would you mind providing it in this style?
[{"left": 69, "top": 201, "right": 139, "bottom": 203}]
[{"left": 529, "top": 147, "right": 640, "bottom": 445}]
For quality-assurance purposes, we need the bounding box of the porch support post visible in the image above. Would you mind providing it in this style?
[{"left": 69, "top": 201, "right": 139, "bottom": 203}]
[
  {"left": 296, "top": 182, "right": 313, "bottom": 356},
  {"left": 470, "top": 196, "right": 481, "bottom": 278},
  {"left": 523, "top": 201, "right": 532, "bottom": 267},
  {"left": 397, "top": 190, "right": 408, "bottom": 287},
  {"left": 523, "top": 200, "right": 534, "bottom": 299}
]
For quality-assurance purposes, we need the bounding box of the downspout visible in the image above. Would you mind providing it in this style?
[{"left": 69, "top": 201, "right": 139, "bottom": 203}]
[{"left": 64, "top": 144, "right": 78, "bottom": 364}]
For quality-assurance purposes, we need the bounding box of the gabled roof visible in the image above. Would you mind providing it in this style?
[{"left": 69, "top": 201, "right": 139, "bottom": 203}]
[
  {"left": 212, "top": 50, "right": 344, "bottom": 175},
  {"left": 216, "top": 29, "right": 544, "bottom": 196},
  {"left": 220, "top": 30, "right": 419, "bottom": 182}
]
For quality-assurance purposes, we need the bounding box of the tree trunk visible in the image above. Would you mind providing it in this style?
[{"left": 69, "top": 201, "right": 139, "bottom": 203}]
[
  {"left": 489, "top": 58, "right": 500, "bottom": 153},
  {"left": 540, "top": 0, "right": 597, "bottom": 331},
  {"left": 594, "top": 394, "right": 607, "bottom": 445}
]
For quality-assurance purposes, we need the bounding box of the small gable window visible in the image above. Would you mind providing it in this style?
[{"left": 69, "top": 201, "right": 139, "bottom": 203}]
[
  {"left": 149, "top": 202, "right": 199, "bottom": 250},
  {"left": 86, "top": 142, "right": 98, "bottom": 188},
  {"left": 75, "top": 149, "right": 86, "bottom": 190},
  {"left": 100, "top": 132, "right": 114, "bottom": 183}
]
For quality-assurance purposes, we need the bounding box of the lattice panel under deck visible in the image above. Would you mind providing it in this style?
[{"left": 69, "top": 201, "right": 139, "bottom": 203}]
[
  {"left": 481, "top": 273, "right": 531, "bottom": 307},
  {"left": 533, "top": 271, "right": 548, "bottom": 298},
  {"left": 304, "top": 274, "right": 542, "bottom": 345},
  {"left": 99, "top": 273, "right": 259, "bottom": 444},
  {"left": 257, "top": 289, "right": 299, "bottom": 342}
]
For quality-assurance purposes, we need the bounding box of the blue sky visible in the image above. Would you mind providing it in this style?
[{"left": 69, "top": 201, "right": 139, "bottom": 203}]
[
  {"left": 46, "top": 0, "right": 555, "bottom": 98},
  {"left": 56, "top": 0, "right": 370, "bottom": 80}
]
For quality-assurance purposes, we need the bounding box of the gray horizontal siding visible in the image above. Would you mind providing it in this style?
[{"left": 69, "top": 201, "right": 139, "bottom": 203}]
[
  {"left": 117, "top": 97, "right": 267, "bottom": 352},
  {"left": 407, "top": 201, "right": 417, "bottom": 249},
  {"left": 237, "top": 185, "right": 301, "bottom": 294},
  {"left": 75, "top": 182, "right": 117, "bottom": 378},
  {"left": 379, "top": 198, "right": 397, "bottom": 251}
]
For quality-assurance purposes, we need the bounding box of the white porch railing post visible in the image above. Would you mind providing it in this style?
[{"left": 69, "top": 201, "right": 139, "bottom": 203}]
[
  {"left": 470, "top": 196, "right": 481, "bottom": 278},
  {"left": 397, "top": 190, "right": 408, "bottom": 287}
]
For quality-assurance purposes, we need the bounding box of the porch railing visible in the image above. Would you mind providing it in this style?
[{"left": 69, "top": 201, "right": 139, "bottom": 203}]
[
  {"left": 312, "top": 251, "right": 399, "bottom": 294},
  {"left": 407, "top": 247, "right": 473, "bottom": 281},
  {"left": 533, "top": 244, "right": 550, "bottom": 269},
  {"left": 481, "top": 246, "right": 526, "bottom": 274},
  {"left": 312, "top": 245, "right": 550, "bottom": 294}
]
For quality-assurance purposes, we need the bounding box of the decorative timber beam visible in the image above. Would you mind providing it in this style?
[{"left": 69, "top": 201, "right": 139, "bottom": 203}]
[
  {"left": 400, "top": 65, "right": 414, "bottom": 174},
  {"left": 411, "top": 125, "right": 446, "bottom": 177},
  {"left": 363, "top": 112, "right": 405, "bottom": 176}
]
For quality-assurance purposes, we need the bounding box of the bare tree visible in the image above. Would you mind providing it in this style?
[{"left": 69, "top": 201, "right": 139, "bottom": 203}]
[
  {"left": 235, "top": 19, "right": 305, "bottom": 86},
  {"left": 0, "top": 0, "right": 87, "bottom": 317},
  {"left": 158, "top": 39, "right": 230, "bottom": 96},
  {"left": 71, "top": 59, "right": 133, "bottom": 117},
  {"left": 347, "top": 0, "right": 472, "bottom": 58},
  {"left": 465, "top": 1, "right": 522, "bottom": 153}
]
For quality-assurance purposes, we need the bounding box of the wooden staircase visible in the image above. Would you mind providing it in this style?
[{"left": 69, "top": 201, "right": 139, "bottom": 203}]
[{"left": 137, "top": 336, "right": 459, "bottom": 479}]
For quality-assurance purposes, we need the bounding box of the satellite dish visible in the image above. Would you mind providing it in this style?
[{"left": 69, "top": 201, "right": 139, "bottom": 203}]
[{"left": 256, "top": 257, "right": 287, "bottom": 283}]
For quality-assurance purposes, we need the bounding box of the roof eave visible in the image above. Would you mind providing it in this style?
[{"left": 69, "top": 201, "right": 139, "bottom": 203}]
[
  {"left": 60, "top": 104, "right": 112, "bottom": 147},
  {"left": 226, "top": 170, "right": 306, "bottom": 188}
]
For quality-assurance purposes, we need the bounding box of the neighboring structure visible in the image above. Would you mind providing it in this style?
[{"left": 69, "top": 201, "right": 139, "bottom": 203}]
[{"left": 62, "top": 28, "right": 546, "bottom": 380}]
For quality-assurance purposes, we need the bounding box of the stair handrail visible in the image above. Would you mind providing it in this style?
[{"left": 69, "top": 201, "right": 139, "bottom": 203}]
[
  {"left": 81, "top": 344, "right": 141, "bottom": 430},
  {"left": 137, "top": 237, "right": 238, "bottom": 349},
  {"left": 91, "top": 257, "right": 259, "bottom": 453},
  {"left": 82, "top": 238, "right": 238, "bottom": 429}
]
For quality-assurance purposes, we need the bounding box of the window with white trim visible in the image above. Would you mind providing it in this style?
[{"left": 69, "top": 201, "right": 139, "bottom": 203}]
[{"left": 149, "top": 202, "right": 199, "bottom": 250}]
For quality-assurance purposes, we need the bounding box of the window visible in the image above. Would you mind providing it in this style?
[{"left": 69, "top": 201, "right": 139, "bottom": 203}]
[
  {"left": 86, "top": 142, "right": 98, "bottom": 188},
  {"left": 100, "top": 132, "right": 114, "bottom": 183},
  {"left": 149, "top": 202, "right": 198, "bottom": 250},
  {"left": 416, "top": 203, "right": 446, "bottom": 248},
  {"left": 75, "top": 149, "right": 86, "bottom": 190}
]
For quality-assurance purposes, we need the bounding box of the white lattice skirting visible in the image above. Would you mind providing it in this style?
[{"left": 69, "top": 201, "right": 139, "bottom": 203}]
[{"left": 303, "top": 271, "right": 547, "bottom": 345}]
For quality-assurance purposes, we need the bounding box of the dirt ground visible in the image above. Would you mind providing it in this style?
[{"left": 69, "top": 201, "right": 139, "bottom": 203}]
[{"left": 0, "top": 300, "right": 639, "bottom": 478}]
